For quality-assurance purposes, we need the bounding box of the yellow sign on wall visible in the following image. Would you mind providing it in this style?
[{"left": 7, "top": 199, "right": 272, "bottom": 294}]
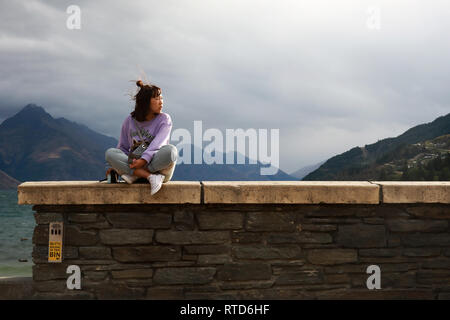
[{"left": 48, "top": 222, "right": 63, "bottom": 263}]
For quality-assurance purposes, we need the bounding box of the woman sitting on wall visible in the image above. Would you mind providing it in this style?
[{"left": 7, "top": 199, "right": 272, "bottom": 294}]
[{"left": 105, "top": 80, "right": 178, "bottom": 195}]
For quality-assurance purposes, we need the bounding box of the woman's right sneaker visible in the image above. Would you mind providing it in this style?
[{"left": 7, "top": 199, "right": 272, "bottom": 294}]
[{"left": 148, "top": 174, "right": 165, "bottom": 195}]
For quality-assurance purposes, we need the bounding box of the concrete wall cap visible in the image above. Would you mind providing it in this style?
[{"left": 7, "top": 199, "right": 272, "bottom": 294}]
[
  {"left": 371, "top": 181, "right": 450, "bottom": 203},
  {"left": 203, "top": 181, "right": 379, "bottom": 204},
  {"left": 18, "top": 181, "right": 201, "bottom": 205},
  {"left": 17, "top": 181, "right": 450, "bottom": 205}
]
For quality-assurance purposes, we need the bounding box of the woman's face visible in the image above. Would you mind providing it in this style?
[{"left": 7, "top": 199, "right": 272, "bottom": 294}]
[{"left": 150, "top": 93, "right": 163, "bottom": 114}]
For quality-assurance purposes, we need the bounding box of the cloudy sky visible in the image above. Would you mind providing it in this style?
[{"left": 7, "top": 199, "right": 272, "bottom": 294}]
[{"left": 0, "top": 0, "right": 449, "bottom": 174}]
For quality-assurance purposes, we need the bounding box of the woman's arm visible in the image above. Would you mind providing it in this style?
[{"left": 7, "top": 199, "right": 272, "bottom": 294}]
[
  {"left": 140, "top": 115, "right": 172, "bottom": 164},
  {"left": 117, "top": 117, "right": 130, "bottom": 155}
]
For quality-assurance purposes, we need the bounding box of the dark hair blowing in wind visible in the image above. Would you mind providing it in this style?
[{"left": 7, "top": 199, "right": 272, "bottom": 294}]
[{"left": 130, "top": 80, "right": 162, "bottom": 121}]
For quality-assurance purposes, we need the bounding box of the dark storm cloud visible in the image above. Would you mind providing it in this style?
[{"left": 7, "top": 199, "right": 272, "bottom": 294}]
[{"left": 1, "top": 0, "right": 449, "bottom": 173}]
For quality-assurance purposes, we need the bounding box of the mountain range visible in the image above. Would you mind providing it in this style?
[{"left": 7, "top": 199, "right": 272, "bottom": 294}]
[
  {"left": 0, "top": 168, "right": 20, "bottom": 189},
  {"left": 1, "top": 104, "right": 448, "bottom": 189},
  {"left": 0, "top": 104, "right": 297, "bottom": 188},
  {"left": 0, "top": 104, "right": 117, "bottom": 183},
  {"left": 303, "top": 113, "right": 450, "bottom": 180},
  {"left": 172, "top": 145, "right": 296, "bottom": 181},
  {"left": 290, "top": 160, "right": 325, "bottom": 180}
]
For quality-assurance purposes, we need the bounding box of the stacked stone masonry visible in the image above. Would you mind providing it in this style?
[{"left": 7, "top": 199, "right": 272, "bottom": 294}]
[
  {"left": 31, "top": 203, "right": 450, "bottom": 300},
  {"left": 17, "top": 181, "right": 450, "bottom": 299}
]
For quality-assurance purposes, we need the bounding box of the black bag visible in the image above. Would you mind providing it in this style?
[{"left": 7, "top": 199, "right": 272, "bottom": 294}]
[
  {"left": 109, "top": 170, "right": 118, "bottom": 183},
  {"left": 128, "top": 117, "right": 150, "bottom": 164},
  {"left": 99, "top": 169, "right": 118, "bottom": 183}
]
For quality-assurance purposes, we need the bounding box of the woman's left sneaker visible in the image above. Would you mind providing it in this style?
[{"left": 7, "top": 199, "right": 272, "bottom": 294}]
[{"left": 121, "top": 174, "right": 138, "bottom": 184}]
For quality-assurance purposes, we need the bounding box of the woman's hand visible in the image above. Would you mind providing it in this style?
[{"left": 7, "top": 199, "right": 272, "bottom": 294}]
[{"left": 129, "top": 158, "right": 147, "bottom": 169}]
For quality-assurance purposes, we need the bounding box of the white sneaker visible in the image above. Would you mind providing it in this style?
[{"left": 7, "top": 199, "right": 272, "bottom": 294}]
[
  {"left": 148, "top": 174, "right": 165, "bottom": 195},
  {"left": 121, "top": 174, "right": 138, "bottom": 184}
]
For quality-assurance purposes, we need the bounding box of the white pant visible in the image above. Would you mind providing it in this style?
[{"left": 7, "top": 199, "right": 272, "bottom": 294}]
[{"left": 105, "top": 144, "right": 177, "bottom": 183}]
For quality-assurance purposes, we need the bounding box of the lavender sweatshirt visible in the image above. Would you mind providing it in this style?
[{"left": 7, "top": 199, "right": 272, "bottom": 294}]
[{"left": 117, "top": 112, "right": 173, "bottom": 164}]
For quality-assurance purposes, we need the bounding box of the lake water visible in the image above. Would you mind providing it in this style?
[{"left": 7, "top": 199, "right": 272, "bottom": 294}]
[{"left": 0, "top": 190, "right": 34, "bottom": 277}]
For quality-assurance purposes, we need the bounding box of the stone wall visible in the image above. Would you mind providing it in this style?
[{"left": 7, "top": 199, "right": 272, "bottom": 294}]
[
  {"left": 17, "top": 181, "right": 450, "bottom": 299},
  {"left": 30, "top": 203, "right": 450, "bottom": 300}
]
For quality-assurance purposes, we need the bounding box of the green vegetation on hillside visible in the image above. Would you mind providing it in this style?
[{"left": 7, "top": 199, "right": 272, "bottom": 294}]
[{"left": 303, "top": 113, "right": 450, "bottom": 181}]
